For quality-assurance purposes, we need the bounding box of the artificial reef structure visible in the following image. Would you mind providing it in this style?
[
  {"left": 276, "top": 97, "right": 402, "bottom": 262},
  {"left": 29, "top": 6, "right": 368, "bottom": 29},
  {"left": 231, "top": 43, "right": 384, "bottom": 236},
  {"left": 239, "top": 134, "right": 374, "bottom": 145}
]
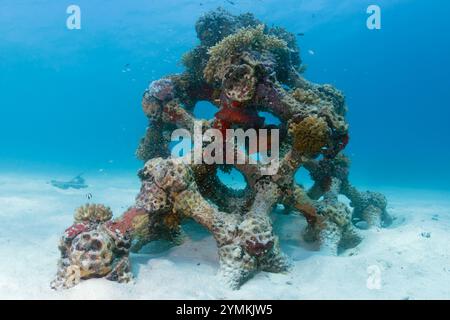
[{"left": 52, "top": 8, "right": 391, "bottom": 290}]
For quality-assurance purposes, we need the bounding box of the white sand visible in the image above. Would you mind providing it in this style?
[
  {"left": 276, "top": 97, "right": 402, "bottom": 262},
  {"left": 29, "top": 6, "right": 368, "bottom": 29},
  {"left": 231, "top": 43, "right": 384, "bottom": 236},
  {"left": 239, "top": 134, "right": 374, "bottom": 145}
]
[{"left": 0, "top": 172, "right": 449, "bottom": 300}]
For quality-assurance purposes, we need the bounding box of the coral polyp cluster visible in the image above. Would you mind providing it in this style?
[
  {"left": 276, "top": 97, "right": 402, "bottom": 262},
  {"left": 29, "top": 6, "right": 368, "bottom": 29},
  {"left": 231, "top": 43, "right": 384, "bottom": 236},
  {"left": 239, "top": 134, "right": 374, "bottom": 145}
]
[
  {"left": 204, "top": 24, "right": 288, "bottom": 84},
  {"left": 53, "top": 8, "right": 391, "bottom": 290},
  {"left": 74, "top": 204, "right": 112, "bottom": 223},
  {"left": 289, "top": 115, "right": 330, "bottom": 157}
]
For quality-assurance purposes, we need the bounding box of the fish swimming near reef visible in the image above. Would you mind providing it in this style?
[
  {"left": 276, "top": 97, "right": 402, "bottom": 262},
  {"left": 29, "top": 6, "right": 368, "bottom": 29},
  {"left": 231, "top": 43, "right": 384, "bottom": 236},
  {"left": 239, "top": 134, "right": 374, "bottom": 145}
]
[{"left": 49, "top": 174, "right": 88, "bottom": 190}]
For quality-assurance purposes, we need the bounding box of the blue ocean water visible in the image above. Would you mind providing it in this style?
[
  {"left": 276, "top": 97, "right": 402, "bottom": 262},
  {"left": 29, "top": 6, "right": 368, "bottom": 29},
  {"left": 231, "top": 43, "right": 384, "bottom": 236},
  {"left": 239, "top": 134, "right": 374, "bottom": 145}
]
[{"left": 1, "top": 0, "right": 449, "bottom": 190}]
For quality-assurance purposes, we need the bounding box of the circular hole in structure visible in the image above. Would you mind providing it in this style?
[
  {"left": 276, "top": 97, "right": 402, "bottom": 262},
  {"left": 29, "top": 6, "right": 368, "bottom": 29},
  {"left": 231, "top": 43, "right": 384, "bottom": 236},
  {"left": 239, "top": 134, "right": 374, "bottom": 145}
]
[
  {"left": 294, "top": 167, "right": 314, "bottom": 190},
  {"left": 216, "top": 167, "right": 247, "bottom": 191},
  {"left": 90, "top": 239, "right": 103, "bottom": 251},
  {"left": 82, "top": 234, "right": 91, "bottom": 241},
  {"left": 193, "top": 100, "right": 219, "bottom": 120},
  {"left": 258, "top": 111, "right": 281, "bottom": 126}
]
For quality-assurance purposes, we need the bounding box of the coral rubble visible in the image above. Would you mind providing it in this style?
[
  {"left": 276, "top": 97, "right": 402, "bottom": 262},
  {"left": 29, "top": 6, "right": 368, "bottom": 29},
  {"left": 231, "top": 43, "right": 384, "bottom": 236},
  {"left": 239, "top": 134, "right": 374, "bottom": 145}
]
[{"left": 53, "top": 8, "right": 391, "bottom": 290}]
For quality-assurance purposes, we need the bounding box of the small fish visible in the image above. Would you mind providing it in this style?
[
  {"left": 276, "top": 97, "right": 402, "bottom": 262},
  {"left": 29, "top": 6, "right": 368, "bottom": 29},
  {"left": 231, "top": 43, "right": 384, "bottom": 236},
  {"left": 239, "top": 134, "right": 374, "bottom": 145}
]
[
  {"left": 122, "top": 63, "right": 131, "bottom": 73},
  {"left": 420, "top": 232, "right": 431, "bottom": 239},
  {"left": 297, "top": 32, "right": 305, "bottom": 36},
  {"left": 225, "top": 0, "right": 235, "bottom": 5},
  {"left": 308, "top": 49, "right": 315, "bottom": 56},
  {"left": 86, "top": 193, "right": 92, "bottom": 200}
]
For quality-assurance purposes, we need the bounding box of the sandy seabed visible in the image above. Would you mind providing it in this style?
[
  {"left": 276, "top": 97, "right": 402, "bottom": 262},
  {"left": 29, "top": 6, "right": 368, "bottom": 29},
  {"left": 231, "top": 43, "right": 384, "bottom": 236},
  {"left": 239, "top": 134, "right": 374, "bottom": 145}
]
[{"left": 0, "top": 172, "right": 449, "bottom": 300}]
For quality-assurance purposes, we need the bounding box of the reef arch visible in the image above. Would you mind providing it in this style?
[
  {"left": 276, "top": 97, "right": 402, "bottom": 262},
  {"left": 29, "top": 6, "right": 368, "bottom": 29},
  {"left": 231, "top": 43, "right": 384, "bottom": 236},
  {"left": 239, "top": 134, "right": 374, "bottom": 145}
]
[{"left": 52, "top": 8, "right": 390, "bottom": 290}]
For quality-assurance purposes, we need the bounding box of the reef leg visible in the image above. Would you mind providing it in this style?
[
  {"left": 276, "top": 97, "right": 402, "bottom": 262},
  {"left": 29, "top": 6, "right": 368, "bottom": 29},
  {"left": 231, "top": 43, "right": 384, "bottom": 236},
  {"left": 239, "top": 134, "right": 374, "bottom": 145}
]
[
  {"left": 304, "top": 178, "right": 362, "bottom": 255},
  {"left": 171, "top": 184, "right": 250, "bottom": 289},
  {"left": 172, "top": 176, "right": 290, "bottom": 289},
  {"left": 341, "top": 182, "right": 391, "bottom": 228},
  {"left": 305, "top": 155, "right": 391, "bottom": 228},
  {"left": 217, "top": 244, "right": 257, "bottom": 289},
  {"left": 241, "top": 179, "right": 290, "bottom": 274},
  {"left": 139, "top": 157, "right": 254, "bottom": 289},
  {"left": 172, "top": 184, "right": 245, "bottom": 289},
  {"left": 340, "top": 225, "right": 364, "bottom": 250},
  {"left": 283, "top": 184, "right": 319, "bottom": 225},
  {"left": 316, "top": 221, "right": 342, "bottom": 256}
]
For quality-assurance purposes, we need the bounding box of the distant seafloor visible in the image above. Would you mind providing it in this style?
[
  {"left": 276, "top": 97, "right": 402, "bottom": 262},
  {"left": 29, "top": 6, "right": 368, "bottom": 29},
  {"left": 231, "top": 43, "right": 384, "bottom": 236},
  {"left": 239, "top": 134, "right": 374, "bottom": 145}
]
[{"left": 0, "top": 172, "right": 449, "bottom": 299}]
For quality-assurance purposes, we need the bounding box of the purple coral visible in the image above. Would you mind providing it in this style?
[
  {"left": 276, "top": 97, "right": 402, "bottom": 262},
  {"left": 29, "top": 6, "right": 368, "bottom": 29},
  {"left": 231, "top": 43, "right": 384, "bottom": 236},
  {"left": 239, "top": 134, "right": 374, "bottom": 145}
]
[{"left": 148, "top": 78, "right": 175, "bottom": 102}]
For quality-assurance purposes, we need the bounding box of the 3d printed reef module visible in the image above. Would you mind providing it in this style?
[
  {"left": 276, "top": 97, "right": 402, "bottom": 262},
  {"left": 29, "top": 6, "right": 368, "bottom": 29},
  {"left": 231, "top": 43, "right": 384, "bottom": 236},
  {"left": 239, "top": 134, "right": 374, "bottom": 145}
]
[{"left": 52, "top": 9, "right": 391, "bottom": 290}]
